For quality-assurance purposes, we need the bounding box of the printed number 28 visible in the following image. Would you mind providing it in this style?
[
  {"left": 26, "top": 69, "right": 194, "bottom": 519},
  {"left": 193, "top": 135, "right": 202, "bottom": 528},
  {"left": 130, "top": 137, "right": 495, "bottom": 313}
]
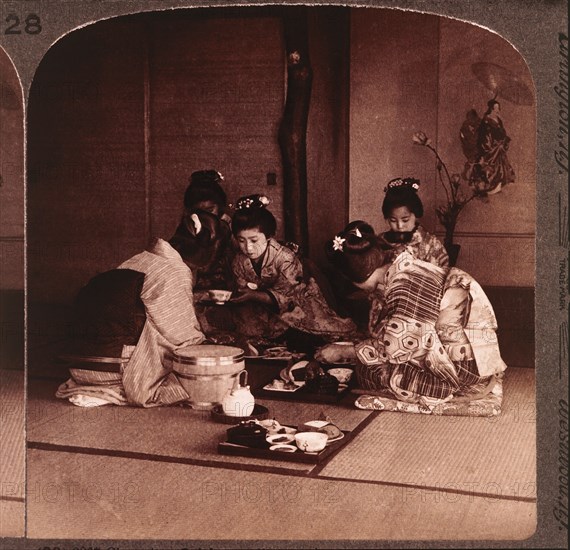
[{"left": 4, "top": 14, "right": 42, "bottom": 35}]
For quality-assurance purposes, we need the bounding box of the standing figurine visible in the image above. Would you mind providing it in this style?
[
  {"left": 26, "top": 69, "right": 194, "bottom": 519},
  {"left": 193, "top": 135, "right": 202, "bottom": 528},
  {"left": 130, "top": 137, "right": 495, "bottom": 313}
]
[{"left": 462, "top": 99, "right": 515, "bottom": 195}]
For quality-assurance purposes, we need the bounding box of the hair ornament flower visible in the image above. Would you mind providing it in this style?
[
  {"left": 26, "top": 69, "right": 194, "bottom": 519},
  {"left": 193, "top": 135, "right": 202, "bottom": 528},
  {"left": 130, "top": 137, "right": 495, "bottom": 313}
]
[
  {"left": 190, "top": 213, "right": 202, "bottom": 235},
  {"left": 332, "top": 235, "right": 346, "bottom": 251},
  {"left": 385, "top": 177, "right": 420, "bottom": 193},
  {"left": 235, "top": 194, "right": 271, "bottom": 210}
]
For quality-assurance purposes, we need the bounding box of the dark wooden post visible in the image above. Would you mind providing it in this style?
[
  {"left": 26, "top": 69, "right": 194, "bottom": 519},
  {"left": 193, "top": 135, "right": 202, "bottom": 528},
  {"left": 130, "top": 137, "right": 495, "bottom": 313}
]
[{"left": 278, "top": 8, "right": 312, "bottom": 253}]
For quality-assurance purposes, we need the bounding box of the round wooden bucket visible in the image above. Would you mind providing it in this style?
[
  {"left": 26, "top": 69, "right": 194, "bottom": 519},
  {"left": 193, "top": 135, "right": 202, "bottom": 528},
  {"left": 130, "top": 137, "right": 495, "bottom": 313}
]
[{"left": 169, "top": 344, "right": 245, "bottom": 410}]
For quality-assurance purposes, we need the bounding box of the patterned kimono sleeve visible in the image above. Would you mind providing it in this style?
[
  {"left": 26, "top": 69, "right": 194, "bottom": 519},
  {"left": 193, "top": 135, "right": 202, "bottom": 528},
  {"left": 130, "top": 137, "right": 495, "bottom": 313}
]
[
  {"left": 266, "top": 247, "right": 304, "bottom": 313},
  {"left": 231, "top": 255, "right": 248, "bottom": 291},
  {"left": 141, "top": 264, "right": 205, "bottom": 347},
  {"left": 424, "top": 233, "right": 449, "bottom": 268}
]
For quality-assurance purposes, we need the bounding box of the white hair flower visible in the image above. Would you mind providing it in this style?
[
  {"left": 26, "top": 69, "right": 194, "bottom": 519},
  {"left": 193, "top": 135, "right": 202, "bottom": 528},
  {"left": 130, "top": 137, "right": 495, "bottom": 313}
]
[
  {"left": 332, "top": 235, "right": 346, "bottom": 251},
  {"left": 259, "top": 195, "right": 270, "bottom": 206},
  {"left": 190, "top": 213, "right": 202, "bottom": 235}
]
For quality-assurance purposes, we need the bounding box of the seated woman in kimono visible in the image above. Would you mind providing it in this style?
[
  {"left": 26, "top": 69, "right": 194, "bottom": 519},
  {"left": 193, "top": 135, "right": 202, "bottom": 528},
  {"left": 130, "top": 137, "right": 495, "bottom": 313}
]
[
  {"left": 183, "top": 170, "right": 239, "bottom": 336},
  {"left": 317, "top": 220, "right": 507, "bottom": 406},
  {"left": 227, "top": 194, "right": 356, "bottom": 352},
  {"left": 56, "top": 209, "right": 222, "bottom": 408}
]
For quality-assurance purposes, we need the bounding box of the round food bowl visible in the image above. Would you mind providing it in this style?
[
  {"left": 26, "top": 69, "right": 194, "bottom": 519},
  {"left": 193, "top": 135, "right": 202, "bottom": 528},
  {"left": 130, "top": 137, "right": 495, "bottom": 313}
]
[
  {"left": 208, "top": 289, "right": 232, "bottom": 304},
  {"left": 269, "top": 444, "right": 297, "bottom": 453},
  {"left": 266, "top": 433, "right": 295, "bottom": 445},
  {"left": 327, "top": 367, "right": 353, "bottom": 384},
  {"left": 294, "top": 432, "right": 328, "bottom": 453}
]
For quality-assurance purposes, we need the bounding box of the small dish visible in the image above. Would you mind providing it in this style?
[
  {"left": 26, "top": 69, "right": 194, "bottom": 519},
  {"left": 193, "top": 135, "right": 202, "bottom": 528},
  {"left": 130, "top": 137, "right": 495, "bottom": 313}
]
[
  {"left": 299, "top": 420, "right": 329, "bottom": 432},
  {"left": 262, "top": 379, "right": 305, "bottom": 392},
  {"left": 324, "top": 358, "right": 353, "bottom": 365},
  {"left": 266, "top": 433, "right": 295, "bottom": 445},
  {"left": 269, "top": 444, "right": 297, "bottom": 453},
  {"left": 325, "top": 432, "right": 345, "bottom": 445},
  {"left": 258, "top": 420, "right": 297, "bottom": 436}
]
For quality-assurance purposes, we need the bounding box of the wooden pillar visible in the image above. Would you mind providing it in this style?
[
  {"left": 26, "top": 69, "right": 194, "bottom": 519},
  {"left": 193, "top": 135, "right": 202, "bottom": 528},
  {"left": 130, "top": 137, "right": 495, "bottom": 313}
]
[{"left": 278, "top": 8, "right": 312, "bottom": 253}]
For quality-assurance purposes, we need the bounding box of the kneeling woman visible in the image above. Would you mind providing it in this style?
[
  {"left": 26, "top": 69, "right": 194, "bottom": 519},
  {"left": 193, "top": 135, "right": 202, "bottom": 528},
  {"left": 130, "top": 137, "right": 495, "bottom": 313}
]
[
  {"left": 57, "top": 210, "right": 222, "bottom": 407},
  {"left": 318, "top": 221, "right": 507, "bottom": 405},
  {"left": 228, "top": 194, "right": 356, "bottom": 349}
]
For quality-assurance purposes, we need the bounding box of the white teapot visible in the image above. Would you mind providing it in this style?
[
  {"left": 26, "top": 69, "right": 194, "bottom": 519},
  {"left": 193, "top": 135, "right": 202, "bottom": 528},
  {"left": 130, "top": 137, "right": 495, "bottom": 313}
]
[{"left": 222, "top": 369, "right": 255, "bottom": 417}]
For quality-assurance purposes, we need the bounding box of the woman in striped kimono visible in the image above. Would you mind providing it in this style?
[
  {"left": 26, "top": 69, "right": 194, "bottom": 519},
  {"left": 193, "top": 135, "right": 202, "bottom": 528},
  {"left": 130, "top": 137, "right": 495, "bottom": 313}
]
[
  {"left": 56, "top": 210, "right": 221, "bottom": 407},
  {"left": 317, "top": 220, "right": 507, "bottom": 407}
]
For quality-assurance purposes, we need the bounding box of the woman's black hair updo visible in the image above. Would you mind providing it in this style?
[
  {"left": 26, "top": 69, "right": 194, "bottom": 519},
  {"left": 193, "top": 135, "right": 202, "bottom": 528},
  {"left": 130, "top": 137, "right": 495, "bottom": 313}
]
[
  {"left": 184, "top": 170, "right": 227, "bottom": 211},
  {"left": 231, "top": 194, "right": 277, "bottom": 238},
  {"left": 168, "top": 209, "right": 222, "bottom": 268},
  {"left": 325, "top": 220, "right": 392, "bottom": 283},
  {"left": 381, "top": 177, "right": 424, "bottom": 219}
]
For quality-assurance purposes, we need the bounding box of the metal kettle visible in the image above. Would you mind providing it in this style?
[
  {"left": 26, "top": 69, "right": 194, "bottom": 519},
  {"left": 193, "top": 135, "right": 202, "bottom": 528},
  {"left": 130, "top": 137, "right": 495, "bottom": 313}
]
[{"left": 222, "top": 369, "right": 255, "bottom": 417}]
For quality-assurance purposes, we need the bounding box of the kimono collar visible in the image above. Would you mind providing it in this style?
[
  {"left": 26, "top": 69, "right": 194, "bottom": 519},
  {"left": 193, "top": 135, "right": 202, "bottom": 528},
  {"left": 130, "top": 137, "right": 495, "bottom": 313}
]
[{"left": 148, "top": 238, "right": 188, "bottom": 265}]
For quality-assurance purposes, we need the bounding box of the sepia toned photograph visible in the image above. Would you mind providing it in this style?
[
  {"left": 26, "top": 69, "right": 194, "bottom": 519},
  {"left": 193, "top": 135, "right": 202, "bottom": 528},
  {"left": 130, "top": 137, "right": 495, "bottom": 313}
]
[{"left": 0, "top": 0, "right": 567, "bottom": 547}]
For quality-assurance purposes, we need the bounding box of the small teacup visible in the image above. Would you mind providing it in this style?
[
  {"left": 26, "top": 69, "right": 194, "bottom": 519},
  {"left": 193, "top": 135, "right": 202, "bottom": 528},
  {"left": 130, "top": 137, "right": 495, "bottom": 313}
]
[
  {"left": 208, "top": 289, "right": 232, "bottom": 304},
  {"left": 327, "top": 367, "right": 353, "bottom": 384}
]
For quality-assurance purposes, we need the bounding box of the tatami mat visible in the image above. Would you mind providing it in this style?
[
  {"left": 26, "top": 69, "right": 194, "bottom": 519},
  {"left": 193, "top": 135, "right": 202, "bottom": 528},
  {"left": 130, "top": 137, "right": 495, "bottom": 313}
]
[
  {"left": 318, "top": 368, "right": 536, "bottom": 499},
  {"left": 0, "top": 369, "right": 25, "bottom": 538},
  {"left": 27, "top": 378, "right": 372, "bottom": 474},
  {"left": 0, "top": 369, "right": 25, "bottom": 498},
  {"left": 26, "top": 448, "right": 537, "bottom": 541}
]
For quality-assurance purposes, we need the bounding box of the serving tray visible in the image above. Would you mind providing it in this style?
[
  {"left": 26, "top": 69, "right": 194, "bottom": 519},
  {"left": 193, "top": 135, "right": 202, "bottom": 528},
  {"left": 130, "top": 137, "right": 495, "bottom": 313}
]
[{"left": 218, "top": 430, "right": 352, "bottom": 463}]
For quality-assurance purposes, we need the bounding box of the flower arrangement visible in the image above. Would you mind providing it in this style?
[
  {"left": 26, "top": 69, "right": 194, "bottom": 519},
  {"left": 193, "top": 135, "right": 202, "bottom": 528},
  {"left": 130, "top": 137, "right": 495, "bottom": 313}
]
[{"left": 412, "top": 131, "right": 487, "bottom": 257}]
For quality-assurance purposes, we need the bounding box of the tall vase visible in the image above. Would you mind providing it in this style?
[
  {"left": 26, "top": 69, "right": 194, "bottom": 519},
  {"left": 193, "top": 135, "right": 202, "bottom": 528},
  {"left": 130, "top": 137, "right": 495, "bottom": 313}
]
[
  {"left": 446, "top": 243, "right": 461, "bottom": 267},
  {"left": 444, "top": 222, "right": 460, "bottom": 267}
]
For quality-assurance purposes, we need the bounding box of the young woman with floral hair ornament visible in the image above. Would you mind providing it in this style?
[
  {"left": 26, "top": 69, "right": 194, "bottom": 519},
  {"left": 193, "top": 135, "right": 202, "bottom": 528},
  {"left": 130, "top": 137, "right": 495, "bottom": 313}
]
[{"left": 228, "top": 194, "right": 356, "bottom": 350}]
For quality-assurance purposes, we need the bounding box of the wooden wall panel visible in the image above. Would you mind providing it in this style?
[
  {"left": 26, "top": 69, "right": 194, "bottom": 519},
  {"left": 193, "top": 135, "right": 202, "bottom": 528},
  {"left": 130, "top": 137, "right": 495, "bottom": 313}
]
[
  {"left": 349, "top": 9, "right": 440, "bottom": 233},
  {"left": 27, "top": 20, "right": 147, "bottom": 303},
  {"left": 148, "top": 16, "right": 285, "bottom": 241}
]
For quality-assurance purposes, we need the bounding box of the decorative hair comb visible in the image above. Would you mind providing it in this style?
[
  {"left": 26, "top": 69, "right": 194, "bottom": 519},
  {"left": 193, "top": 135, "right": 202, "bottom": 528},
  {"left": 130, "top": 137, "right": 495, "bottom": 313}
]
[
  {"left": 235, "top": 194, "right": 270, "bottom": 210},
  {"left": 384, "top": 177, "right": 420, "bottom": 193}
]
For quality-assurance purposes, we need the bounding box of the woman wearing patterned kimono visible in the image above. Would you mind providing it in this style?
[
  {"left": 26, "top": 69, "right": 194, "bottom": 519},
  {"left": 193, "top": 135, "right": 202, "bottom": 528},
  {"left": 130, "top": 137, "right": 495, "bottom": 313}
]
[
  {"left": 318, "top": 220, "right": 506, "bottom": 407},
  {"left": 228, "top": 194, "right": 356, "bottom": 348},
  {"left": 379, "top": 177, "right": 449, "bottom": 268},
  {"left": 56, "top": 210, "right": 222, "bottom": 407}
]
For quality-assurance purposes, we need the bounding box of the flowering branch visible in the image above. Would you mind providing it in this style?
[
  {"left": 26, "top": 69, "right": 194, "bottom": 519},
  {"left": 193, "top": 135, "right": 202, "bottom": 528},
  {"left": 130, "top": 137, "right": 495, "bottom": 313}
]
[{"left": 412, "top": 131, "right": 485, "bottom": 250}]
